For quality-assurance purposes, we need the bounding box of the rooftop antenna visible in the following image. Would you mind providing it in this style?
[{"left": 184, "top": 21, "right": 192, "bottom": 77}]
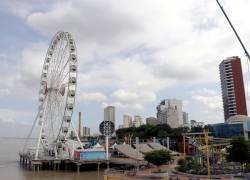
[{"left": 216, "top": 0, "right": 250, "bottom": 61}]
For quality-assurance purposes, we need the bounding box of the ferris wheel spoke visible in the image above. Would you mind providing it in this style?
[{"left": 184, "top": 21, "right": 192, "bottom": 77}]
[
  {"left": 48, "top": 37, "right": 63, "bottom": 87},
  {"left": 56, "top": 71, "right": 70, "bottom": 90},
  {"left": 48, "top": 42, "right": 60, "bottom": 85},
  {"left": 41, "top": 94, "right": 52, "bottom": 145},
  {"left": 53, "top": 41, "right": 69, "bottom": 83},
  {"left": 47, "top": 93, "right": 59, "bottom": 144},
  {"left": 51, "top": 39, "right": 65, "bottom": 84},
  {"left": 51, "top": 92, "right": 64, "bottom": 139},
  {"left": 46, "top": 95, "right": 55, "bottom": 138},
  {"left": 53, "top": 94, "right": 67, "bottom": 140},
  {"left": 49, "top": 94, "right": 57, "bottom": 140},
  {"left": 54, "top": 58, "right": 71, "bottom": 88}
]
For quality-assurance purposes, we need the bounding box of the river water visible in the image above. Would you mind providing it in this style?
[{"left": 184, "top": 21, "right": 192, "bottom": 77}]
[{"left": 0, "top": 138, "right": 104, "bottom": 180}]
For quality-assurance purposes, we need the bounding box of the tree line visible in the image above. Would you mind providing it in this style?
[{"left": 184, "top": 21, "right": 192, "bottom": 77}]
[{"left": 116, "top": 123, "right": 213, "bottom": 141}]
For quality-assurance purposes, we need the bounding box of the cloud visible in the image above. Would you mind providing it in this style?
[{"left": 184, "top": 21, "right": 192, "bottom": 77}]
[
  {"left": 24, "top": 0, "right": 142, "bottom": 62},
  {"left": 111, "top": 89, "right": 156, "bottom": 104},
  {"left": 0, "top": 89, "right": 11, "bottom": 97},
  {"left": 0, "top": 0, "right": 59, "bottom": 18},
  {"left": 102, "top": 101, "right": 144, "bottom": 111},
  {"left": 78, "top": 92, "right": 107, "bottom": 103},
  {"left": 190, "top": 88, "right": 223, "bottom": 123},
  {"left": 0, "top": 108, "right": 34, "bottom": 124},
  {"left": 0, "top": 42, "right": 46, "bottom": 99},
  {"left": 1, "top": 0, "right": 250, "bottom": 132},
  {"left": 3, "top": 0, "right": 247, "bottom": 101},
  {"left": 191, "top": 88, "right": 222, "bottom": 110}
]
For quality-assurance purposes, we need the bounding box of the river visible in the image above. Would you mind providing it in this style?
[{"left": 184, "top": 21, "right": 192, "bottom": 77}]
[{"left": 0, "top": 138, "right": 104, "bottom": 180}]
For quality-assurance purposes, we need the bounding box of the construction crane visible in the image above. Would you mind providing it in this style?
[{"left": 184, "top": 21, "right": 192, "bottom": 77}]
[{"left": 216, "top": 0, "right": 250, "bottom": 61}]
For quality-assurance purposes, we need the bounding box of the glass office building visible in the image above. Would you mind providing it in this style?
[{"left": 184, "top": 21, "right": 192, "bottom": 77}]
[{"left": 213, "top": 123, "right": 244, "bottom": 138}]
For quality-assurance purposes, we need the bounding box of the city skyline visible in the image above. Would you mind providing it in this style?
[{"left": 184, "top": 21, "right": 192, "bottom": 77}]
[{"left": 1, "top": 0, "right": 250, "bottom": 136}]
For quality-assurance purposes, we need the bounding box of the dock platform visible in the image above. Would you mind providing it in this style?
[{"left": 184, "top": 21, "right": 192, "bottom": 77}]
[{"left": 19, "top": 152, "right": 109, "bottom": 172}]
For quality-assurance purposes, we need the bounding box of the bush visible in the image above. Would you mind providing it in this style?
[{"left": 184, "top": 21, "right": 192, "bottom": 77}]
[
  {"left": 227, "top": 137, "right": 250, "bottom": 165},
  {"left": 176, "top": 158, "right": 187, "bottom": 172},
  {"left": 144, "top": 150, "right": 171, "bottom": 166},
  {"left": 176, "top": 157, "right": 203, "bottom": 174}
]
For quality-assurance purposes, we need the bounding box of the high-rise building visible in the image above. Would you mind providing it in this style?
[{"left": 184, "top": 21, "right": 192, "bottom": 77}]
[
  {"left": 123, "top": 114, "right": 132, "bottom": 128},
  {"left": 146, "top": 117, "right": 160, "bottom": 126},
  {"left": 70, "top": 130, "right": 76, "bottom": 139},
  {"left": 219, "top": 56, "right": 247, "bottom": 121},
  {"left": 183, "top": 112, "right": 189, "bottom": 125},
  {"left": 82, "top": 126, "right": 90, "bottom": 137},
  {"left": 157, "top": 99, "right": 183, "bottom": 128},
  {"left": 133, "top": 115, "right": 143, "bottom": 127},
  {"left": 104, "top": 106, "right": 115, "bottom": 124}
]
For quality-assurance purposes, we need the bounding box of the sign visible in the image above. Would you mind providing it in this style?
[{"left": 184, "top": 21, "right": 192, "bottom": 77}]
[{"left": 99, "top": 120, "right": 114, "bottom": 136}]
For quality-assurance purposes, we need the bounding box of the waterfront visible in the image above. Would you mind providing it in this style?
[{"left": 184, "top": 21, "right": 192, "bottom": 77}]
[{"left": 0, "top": 138, "right": 104, "bottom": 180}]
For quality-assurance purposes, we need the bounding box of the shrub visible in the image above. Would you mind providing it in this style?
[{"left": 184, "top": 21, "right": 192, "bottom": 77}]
[{"left": 144, "top": 150, "right": 171, "bottom": 166}]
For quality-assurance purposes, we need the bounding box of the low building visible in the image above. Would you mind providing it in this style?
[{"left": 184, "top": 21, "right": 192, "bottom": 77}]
[
  {"left": 118, "top": 125, "right": 123, "bottom": 129},
  {"left": 146, "top": 117, "right": 160, "bottom": 126},
  {"left": 74, "top": 149, "right": 106, "bottom": 160},
  {"left": 213, "top": 115, "right": 249, "bottom": 139},
  {"left": 213, "top": 123, "right": 244, "bottom": 138}
]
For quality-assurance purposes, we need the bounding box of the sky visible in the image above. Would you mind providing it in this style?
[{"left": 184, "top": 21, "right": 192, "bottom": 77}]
[{"left": 0, "top": 0, "right": 250, "bottom": 137}]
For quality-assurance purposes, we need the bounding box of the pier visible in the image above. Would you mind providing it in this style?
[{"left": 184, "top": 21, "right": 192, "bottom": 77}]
[{"left": 19, "top": 152, "right": 109, "bottom": 173}]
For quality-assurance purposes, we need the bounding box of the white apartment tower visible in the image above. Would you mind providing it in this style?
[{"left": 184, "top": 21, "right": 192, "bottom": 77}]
[
  {"left": 183, "top": 112, "right": 189, "bottom": 124},
  {"left": 157, "top": 99, "right": 183, "bottom": 128},
  {"left": 104, "top": 106, "right": 115, "bottom": 124},
  {"left": 123, "top": 114, "right": 132, "bottom": 128},
  {"left": 133, "top": 115, "right": 143, "bottom": 127}
]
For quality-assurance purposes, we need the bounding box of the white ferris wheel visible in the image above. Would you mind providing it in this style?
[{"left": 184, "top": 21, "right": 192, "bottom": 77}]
[{"left": 24, "top": 31, "right": 80, "bottom": 159}]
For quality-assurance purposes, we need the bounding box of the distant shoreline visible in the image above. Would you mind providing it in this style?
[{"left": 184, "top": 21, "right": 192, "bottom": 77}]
[{"left": 0, "top": 137, "right": 37, "bottom": 139}]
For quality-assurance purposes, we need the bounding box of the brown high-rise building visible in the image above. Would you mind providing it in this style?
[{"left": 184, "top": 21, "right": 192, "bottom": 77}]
[{"left": 219, "top": 56, "right": 247, "bottom": 121}]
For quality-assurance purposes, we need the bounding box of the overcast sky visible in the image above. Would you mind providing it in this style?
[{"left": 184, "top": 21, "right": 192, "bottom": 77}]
[{"left": 0, "top": 0, "right": 250, "bottom": 137}]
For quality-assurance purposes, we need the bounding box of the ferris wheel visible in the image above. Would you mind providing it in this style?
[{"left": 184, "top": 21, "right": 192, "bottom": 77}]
[{"left": 24, "top": 31, "right": 79, "bottom": 159}]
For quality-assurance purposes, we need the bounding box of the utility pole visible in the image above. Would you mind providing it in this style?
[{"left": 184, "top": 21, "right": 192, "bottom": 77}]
[
  {"left": 136, "top": 137, "right": 139, "bottom": 172},
  {"left": 78, "top": 112, "right": 82, "bottom": 138},
  {"left": 204, "top": 130, "right": 211, "bottom": 179},
  {"left": 106, "top": 135, "right": 109, "bottom": 161},
  {"left": 183, "top": 135, "right": 186, "bottom": 156}
]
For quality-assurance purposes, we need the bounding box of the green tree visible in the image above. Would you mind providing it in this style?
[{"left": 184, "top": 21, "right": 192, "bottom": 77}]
[
  {"left": 204, "top": 125, "right": 214, "bottom": 133},
  {"left": 227, "top": 137, "right": 250, "bottom": 165},
  {"left": 144, "top": 150, "right": 171, "bottom": 166},
  {"left": 176, "top": 157, "right": 205, "bottom": 174},
  {"left": 190, "top": 126, "right": 203, "bottom": 133}
]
